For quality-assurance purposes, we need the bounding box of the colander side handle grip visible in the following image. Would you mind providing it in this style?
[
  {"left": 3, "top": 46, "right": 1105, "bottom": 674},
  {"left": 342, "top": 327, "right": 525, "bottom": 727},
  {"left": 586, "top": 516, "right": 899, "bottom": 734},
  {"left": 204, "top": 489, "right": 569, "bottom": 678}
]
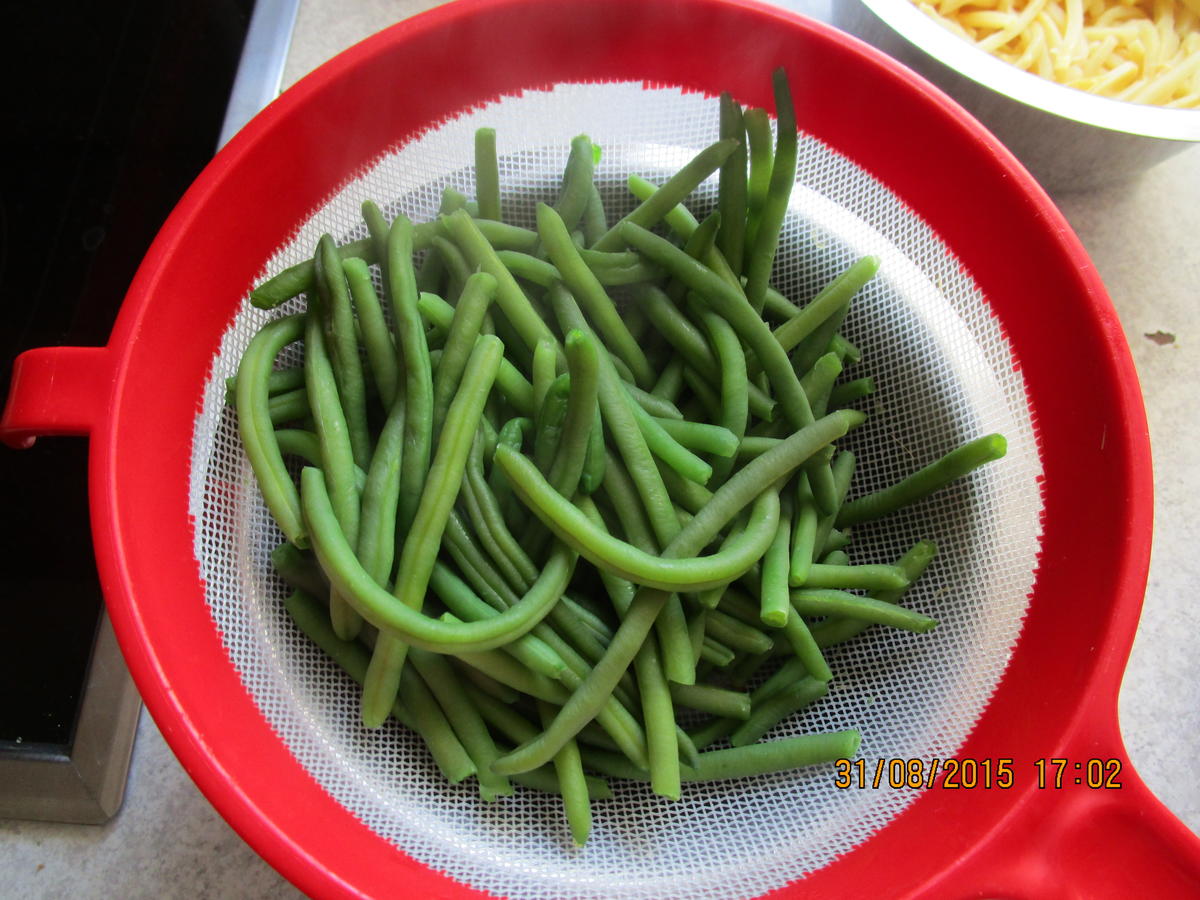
[
  {"left": 0, "top": 346, "right": 114, "bottom": 448},
  {"left": 932, "top": 747, "right": 1200, "bottom": 898}
]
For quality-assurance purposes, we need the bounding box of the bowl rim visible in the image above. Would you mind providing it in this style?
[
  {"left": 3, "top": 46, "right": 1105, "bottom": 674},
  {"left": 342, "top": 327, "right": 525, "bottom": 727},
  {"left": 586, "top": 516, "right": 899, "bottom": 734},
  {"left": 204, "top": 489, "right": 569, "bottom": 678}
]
[{"left": 858, "top": 0, "right": 1200, "bottom": 141}]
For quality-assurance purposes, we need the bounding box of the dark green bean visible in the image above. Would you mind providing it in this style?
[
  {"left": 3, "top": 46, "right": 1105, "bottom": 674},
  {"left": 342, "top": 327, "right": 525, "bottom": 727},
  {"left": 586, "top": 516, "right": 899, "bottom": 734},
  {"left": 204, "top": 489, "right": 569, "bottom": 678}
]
[
  {"left": 581, "top": 182, "right": 608, "bottom": 247},
  {"left": 798, "top": 563, "right": 908, "bottom": 592},
  {"left": 743, "top": 107, "right": 773, "bottom": 255},
  {"left": 669, "top": 682, "right": 751, "bottom": 720}
]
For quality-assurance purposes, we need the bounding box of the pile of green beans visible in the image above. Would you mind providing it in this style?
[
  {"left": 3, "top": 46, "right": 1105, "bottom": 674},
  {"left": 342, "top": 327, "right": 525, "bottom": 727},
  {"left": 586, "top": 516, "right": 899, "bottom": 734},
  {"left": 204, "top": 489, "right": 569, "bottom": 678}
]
[{"left": 234, "top": 68, "right": 1006, "bottom": 846}]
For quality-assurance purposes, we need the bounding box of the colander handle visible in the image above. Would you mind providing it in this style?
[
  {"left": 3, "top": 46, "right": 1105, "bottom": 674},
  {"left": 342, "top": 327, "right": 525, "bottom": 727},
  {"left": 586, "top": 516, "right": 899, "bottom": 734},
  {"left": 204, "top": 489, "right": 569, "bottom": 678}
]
[
  {"left": 932, "top": 728, "right": 1200, "bottom": 898},
  {"left": 0, "top": 346, "right": 114, "bottom": 449}
]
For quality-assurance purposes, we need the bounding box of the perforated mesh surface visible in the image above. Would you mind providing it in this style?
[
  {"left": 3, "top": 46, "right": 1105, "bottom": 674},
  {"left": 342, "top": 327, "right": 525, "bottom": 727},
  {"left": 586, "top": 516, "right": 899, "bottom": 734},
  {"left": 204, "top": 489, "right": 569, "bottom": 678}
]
[{"left": 189, "top": 83, "right": 1042, "bottom": 899}]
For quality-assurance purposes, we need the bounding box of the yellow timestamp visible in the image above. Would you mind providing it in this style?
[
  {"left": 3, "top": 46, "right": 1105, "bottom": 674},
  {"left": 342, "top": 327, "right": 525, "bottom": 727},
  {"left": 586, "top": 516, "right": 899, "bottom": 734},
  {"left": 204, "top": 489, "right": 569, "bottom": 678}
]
[{"left": 833, "top": 757, "right": 1124, "bottom": 790}]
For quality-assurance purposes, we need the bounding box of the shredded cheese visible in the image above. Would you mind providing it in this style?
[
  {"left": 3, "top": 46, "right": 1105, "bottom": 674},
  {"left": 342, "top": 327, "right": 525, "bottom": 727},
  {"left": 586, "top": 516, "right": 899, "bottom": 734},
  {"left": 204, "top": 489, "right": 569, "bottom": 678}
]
[{"left": 912, "top": 0, "right": 1200, "bottom": 108}]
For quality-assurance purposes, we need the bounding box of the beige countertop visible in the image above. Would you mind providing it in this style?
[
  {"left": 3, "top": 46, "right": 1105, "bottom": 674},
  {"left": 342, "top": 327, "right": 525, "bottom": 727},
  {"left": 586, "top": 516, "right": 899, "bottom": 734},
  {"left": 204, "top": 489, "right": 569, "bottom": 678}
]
[{"left": 3, "top": 1, "right": 1196, "bottom": 897}]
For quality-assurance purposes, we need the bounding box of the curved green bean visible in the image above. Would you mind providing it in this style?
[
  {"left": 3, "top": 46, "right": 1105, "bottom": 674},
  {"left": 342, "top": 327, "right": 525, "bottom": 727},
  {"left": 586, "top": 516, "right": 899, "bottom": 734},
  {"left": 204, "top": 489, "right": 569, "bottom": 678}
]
[{"left": 235, "top": 314, "right": 307, "bottom": 546}]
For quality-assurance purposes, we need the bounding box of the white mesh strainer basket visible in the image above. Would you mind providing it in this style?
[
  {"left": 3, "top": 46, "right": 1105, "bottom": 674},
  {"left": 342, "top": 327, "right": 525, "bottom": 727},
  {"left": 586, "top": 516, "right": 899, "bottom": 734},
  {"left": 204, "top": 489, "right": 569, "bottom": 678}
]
[{"left": 3, "top": 1, "right": 1188, "bottom": 897}]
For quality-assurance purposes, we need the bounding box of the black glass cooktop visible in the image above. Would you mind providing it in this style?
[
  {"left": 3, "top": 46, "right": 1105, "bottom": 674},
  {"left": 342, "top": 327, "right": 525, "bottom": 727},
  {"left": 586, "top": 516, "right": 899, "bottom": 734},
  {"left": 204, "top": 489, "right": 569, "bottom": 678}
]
[{"left": 1, "top": 0, "right": 255, "bottom": 749}]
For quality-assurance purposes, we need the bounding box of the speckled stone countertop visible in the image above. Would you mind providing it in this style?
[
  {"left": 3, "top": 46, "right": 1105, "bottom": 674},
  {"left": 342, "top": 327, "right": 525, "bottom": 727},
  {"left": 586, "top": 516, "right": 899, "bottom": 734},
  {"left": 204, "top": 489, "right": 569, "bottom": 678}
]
[{"left": 3, "top": 2, "right": 1196, "bottom": 896}]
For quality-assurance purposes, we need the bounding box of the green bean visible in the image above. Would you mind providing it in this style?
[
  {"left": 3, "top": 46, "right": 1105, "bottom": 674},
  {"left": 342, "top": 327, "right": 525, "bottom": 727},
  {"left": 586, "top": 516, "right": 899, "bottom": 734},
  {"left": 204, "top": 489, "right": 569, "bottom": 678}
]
[
  {"left": 532, "top": 337, "right": 558, "bottom": 417},
  {"left": 690, "top": 294, "right": 749, "bottom": 485},
  {"left": 629, "top": 624, "right": 681, "bottom": 800},
  {"left": 384, "top": 215, "right": 434, "bottom": 537},
  {"left": 265, "top": 386, "right": 312, "bottom": 424},
  {"left": 800, "top": 352, "right": 843, "bottom": 419},
  {"left": 549, "top": 283, "right": 680, "bottom": 546},
  {"left": 271, "top": 542, "right": 327, "bottom": 598},
  {"left": 767, "top": 256, "right": 880, "bottom": 370},
  {"left": 465, "top": 433, "right": 540, "bottom": 586},
  {"left": 250, "top": 237, "right": 373, "bottom": 309},
  {"left": 824, "top": 528, "right": 850, "bottom": 553},
  {"left": 730, "top": 676, "right": 828, "bottom": 748},
  {"left": 442, "top": 511, "right": 519, "bottom": 612},
  {"left": 651, "top": 356, "right": 686, "bottom": 403},
  {"left": 460, "top": 466, "right": 534, "bottom": 595},
  {"left": 789, "top": 475, "right": 817, "bottom": 587},
  {"left": 432, "top": 565, "right": 563, "bottom": 679},
  {"left": 744, "top": 69, "right": 798, "bottom": 314},
  {"left": 451, "top": 638, "right": 570, "bottom": 704},
  {"left": 355, "top": 398, "right": 405, "bottom": 599},
  {"left": 457, "top": 663, "right": 520, "bottom": 704},
  {"left": 236, "top": 315, "right": 307, "bottom": 546},
  {"left": 621, "top": 382, "right": 683, "bottom": 420},
  {"left": 281, "top": 590, "right": 477, "bottom": 784},
  {"left": 474, "top": 127, "right": 502, "bottom": 221},
  {"left": 496, "top": 446, "right": 779, "bottom": 592},
  {"left": 588, "top": 731, "right": 862, "bottom": 782},
  {"left": 302, "top": 485, "right": 578, "bottom": 654},
  {"left": 303, "top": 308, "right": 363, "bottom": 640},
  {"left": 830, "top": 333, "right": 862, "bottom": 365},
  {"left": 705, "top": 608, "right": 775, "bottom": 656},
  {"left": 620, "top": 222, "right": 815, "bottom": 433},
  {"left": 537, "top": 701, "right": 593, "bottom": 842},
  {"left": 793, "top": 302, "right": 851, "bottom": 379},
  {"left": 494, "top": 250, "right": 560, "bottom": 288},
  {"left": 791, "top": 589, "right": 938, "bottom": 633},
  {"left": 837, "top": 434, "right": 1008, "bottom": 527},
  {"left": 409, "top": 648, "right": 511, "bottom": 800},
  {"left": 554, "top": 134, "right": 595, "bottom": 234},
  {"left": 625, "top": 173, "right": 700, "bottom": 240},
  {"left": 579, "top": 404, "right": 606, "bottom": 494},
  {"left": 760, "top": 498, "right": 793, "bottom": 628},
  {"left": 416, "top": 292, "right": 536, "bottom": 415},
  {"left": 341, "top": 258, "right": 399, "bottom": 410},
  {"left": 811, "top": 540, "right": 938, "bottom": 648},
  {"left": 799, "top": 563, "right": 908, "bottom": 592},
  {"left": 828, "top": 377, "right": 876, "bottom": 410},
  {"left": 650, "top": 417, "right": 738, "bottom": 458},
  {"left": 717, "top": 92, "right": 748, "bottom": 275},
  {"left": 533, "top": 373, "right": 571, "bottom": 477},
  {"left": 814, "top": 449, "right": 855, "bottom": 560},
  {"left": 443, "top": 208, "right": 558, "bottom": 355},
  {"left": 633, "top": 283, "right": 715, "bottom": 375},
  {"left": 591, "top": 138, "right": 739, "bottom": 251},
  {"left": 626, "top": 388, "right": 713, "bottom": 486},
  {"left": 538, "top": 203, "right": 655, "bottom": 388},
  {"left": 581, "top": 182, "right": 608, "bottom": 247},
  {"left": 547, "top": 329, "right": 601, "bottom": 498},
  {"left": 669, "top": 682, "right": 751, "bottom": 720},
  {"left": 493, "top": 409, "right": 837, "bottom": 777},
  {"left": 700, "top": 636, "right": 736, "bottom": 668},
  {"left": 224, "top": 365, "right": 305, "bottom": 406},
  {"left": 430, "top": 236, "right": 472, "bottom": 303},
  {"left": 360, "top": 336, "right": 504, "bottom": 724},
  {"left": 431, "top": 272, "right": 497, "bottom": 434},
  {"left": 315, "top": 236, "right": 373, "bottom": 467},
  {"left": 743, "top": 107, "right": 773, "bottom": 255}
]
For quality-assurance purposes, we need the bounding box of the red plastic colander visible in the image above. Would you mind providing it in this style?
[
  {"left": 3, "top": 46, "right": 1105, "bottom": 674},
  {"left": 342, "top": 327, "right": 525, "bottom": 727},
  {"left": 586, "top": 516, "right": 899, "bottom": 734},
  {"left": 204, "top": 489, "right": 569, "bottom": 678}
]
[{"left": 3, "top": 1, "right": 1198, "bottom": 897}]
